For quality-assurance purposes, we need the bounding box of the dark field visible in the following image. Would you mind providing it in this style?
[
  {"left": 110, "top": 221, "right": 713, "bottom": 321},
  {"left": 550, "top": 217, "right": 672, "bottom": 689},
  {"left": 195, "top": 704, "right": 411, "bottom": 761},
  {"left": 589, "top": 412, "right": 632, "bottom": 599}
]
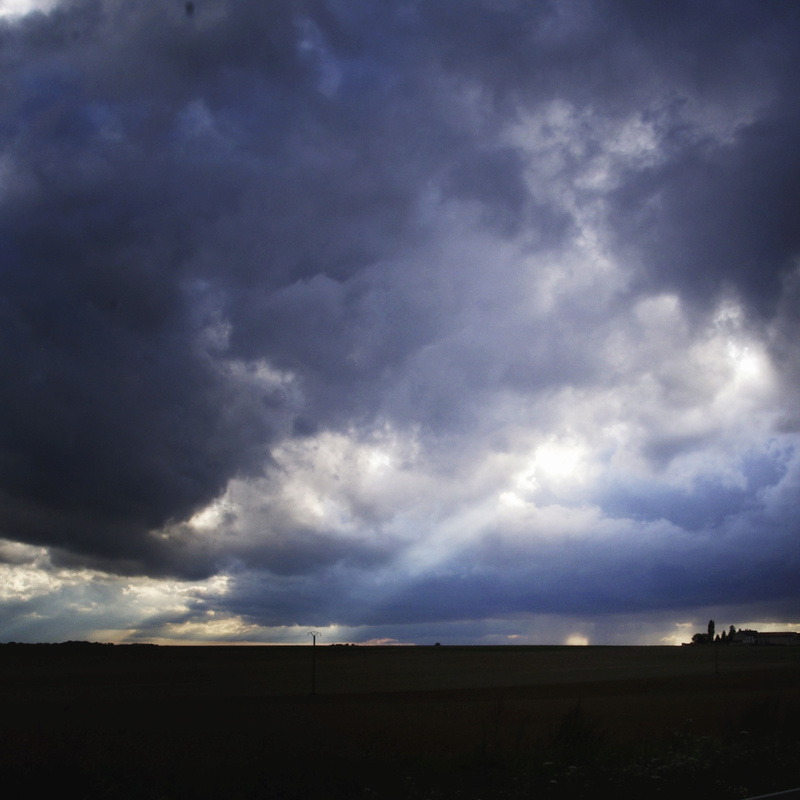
[{"left": 2, "top": 643, "right": 799, "bottom": 798}]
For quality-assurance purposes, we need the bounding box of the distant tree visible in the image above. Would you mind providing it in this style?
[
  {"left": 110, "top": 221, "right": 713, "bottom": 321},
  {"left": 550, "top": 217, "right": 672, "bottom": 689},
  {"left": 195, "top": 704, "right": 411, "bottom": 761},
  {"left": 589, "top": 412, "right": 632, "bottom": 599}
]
[
  {"left": 721, "top": 630, "right": 727, "bottom": 643},
  {"left": 692, "top": 633, "right": 708, "bottom": 645},
  {"left": 729, "top": 625, "right": 736, "bottom": 639},
  {"left": 708, "top": 619, "right": 715, "bottom": 642}
]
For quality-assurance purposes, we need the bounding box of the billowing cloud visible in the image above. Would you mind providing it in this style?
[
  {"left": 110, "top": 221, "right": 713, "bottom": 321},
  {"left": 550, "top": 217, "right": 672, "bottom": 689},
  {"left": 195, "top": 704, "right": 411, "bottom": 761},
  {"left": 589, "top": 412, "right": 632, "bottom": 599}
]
[{"left": 1, "top": 0, "right": 799, "bottom": 644}]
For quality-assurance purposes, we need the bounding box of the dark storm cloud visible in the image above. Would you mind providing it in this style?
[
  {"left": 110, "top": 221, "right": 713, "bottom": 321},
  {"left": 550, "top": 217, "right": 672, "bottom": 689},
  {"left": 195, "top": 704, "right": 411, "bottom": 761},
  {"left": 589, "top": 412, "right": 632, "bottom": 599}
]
[
  {"left": 423, "top": 0, "right": 800, "bottom": 317},
  {"left": 2, "top": 0, "right": 800, "bottom": 643},
  {"left": 599, "top": 3, "right": 800, "bottom": 319},
  {"left": 0, "top": 0, "right": 415, "bottom": 571},
  {"left": 611, "top": 113, "right": 800, "bottom": 317}
]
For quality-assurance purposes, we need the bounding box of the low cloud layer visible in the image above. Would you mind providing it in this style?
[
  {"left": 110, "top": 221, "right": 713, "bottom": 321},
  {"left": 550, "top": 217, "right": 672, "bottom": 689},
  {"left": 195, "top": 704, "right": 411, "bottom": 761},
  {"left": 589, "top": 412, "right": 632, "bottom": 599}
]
[{"left": 1, "top": 0, "right": 799, "bottom": 644}]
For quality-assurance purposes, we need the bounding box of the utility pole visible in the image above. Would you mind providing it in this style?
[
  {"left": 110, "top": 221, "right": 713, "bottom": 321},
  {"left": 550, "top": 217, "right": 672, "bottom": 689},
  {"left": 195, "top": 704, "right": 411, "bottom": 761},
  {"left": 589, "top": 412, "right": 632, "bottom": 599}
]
[{"left": 308, "top": 631, "right": 320, "bottom": 695}]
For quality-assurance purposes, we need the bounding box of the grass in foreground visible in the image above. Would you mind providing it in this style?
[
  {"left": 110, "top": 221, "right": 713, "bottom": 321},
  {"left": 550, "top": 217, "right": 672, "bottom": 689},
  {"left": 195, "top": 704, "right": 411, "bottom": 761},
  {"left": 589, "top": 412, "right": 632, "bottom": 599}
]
[{"left": 2, "top": 644, "right": 799, "bottom": 798}]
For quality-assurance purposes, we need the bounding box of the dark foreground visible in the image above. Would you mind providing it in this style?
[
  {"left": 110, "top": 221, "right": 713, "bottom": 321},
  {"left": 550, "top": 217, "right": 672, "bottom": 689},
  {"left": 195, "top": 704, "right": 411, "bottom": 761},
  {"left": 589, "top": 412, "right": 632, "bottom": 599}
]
[{"left": 2, "top": 643, "right": 799, "bottom": 798}]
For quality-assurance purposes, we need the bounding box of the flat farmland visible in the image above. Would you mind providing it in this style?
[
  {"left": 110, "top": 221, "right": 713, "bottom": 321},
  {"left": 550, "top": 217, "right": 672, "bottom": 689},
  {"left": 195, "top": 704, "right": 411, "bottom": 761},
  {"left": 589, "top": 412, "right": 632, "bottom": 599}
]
[{"left": 2, "top": 644, "right": 799, "bottom": 798}]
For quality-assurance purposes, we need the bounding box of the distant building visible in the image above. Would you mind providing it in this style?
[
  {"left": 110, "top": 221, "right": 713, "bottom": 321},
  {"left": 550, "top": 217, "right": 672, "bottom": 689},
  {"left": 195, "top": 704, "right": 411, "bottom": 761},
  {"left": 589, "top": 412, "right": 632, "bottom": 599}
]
[
  {"left": 731, "top": 629, "right": 759, "bottom": 645},
  {"left": 731, "top": 629, "right": 800, "bottom": 646}
]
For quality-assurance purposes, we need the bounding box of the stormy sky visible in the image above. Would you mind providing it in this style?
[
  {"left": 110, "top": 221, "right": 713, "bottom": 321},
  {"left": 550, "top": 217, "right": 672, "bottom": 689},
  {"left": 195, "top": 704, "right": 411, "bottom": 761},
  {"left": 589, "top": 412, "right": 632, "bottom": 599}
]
[{"left": 2, "top": 0, "right": 799, "bottom": 645}]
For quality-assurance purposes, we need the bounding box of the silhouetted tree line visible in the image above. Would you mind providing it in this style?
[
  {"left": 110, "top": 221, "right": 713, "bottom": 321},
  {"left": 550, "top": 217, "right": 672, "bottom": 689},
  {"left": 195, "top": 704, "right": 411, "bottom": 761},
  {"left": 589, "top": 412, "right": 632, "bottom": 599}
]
[{"left": 689, "top": 619, "right": 739, "bottom": 644}]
